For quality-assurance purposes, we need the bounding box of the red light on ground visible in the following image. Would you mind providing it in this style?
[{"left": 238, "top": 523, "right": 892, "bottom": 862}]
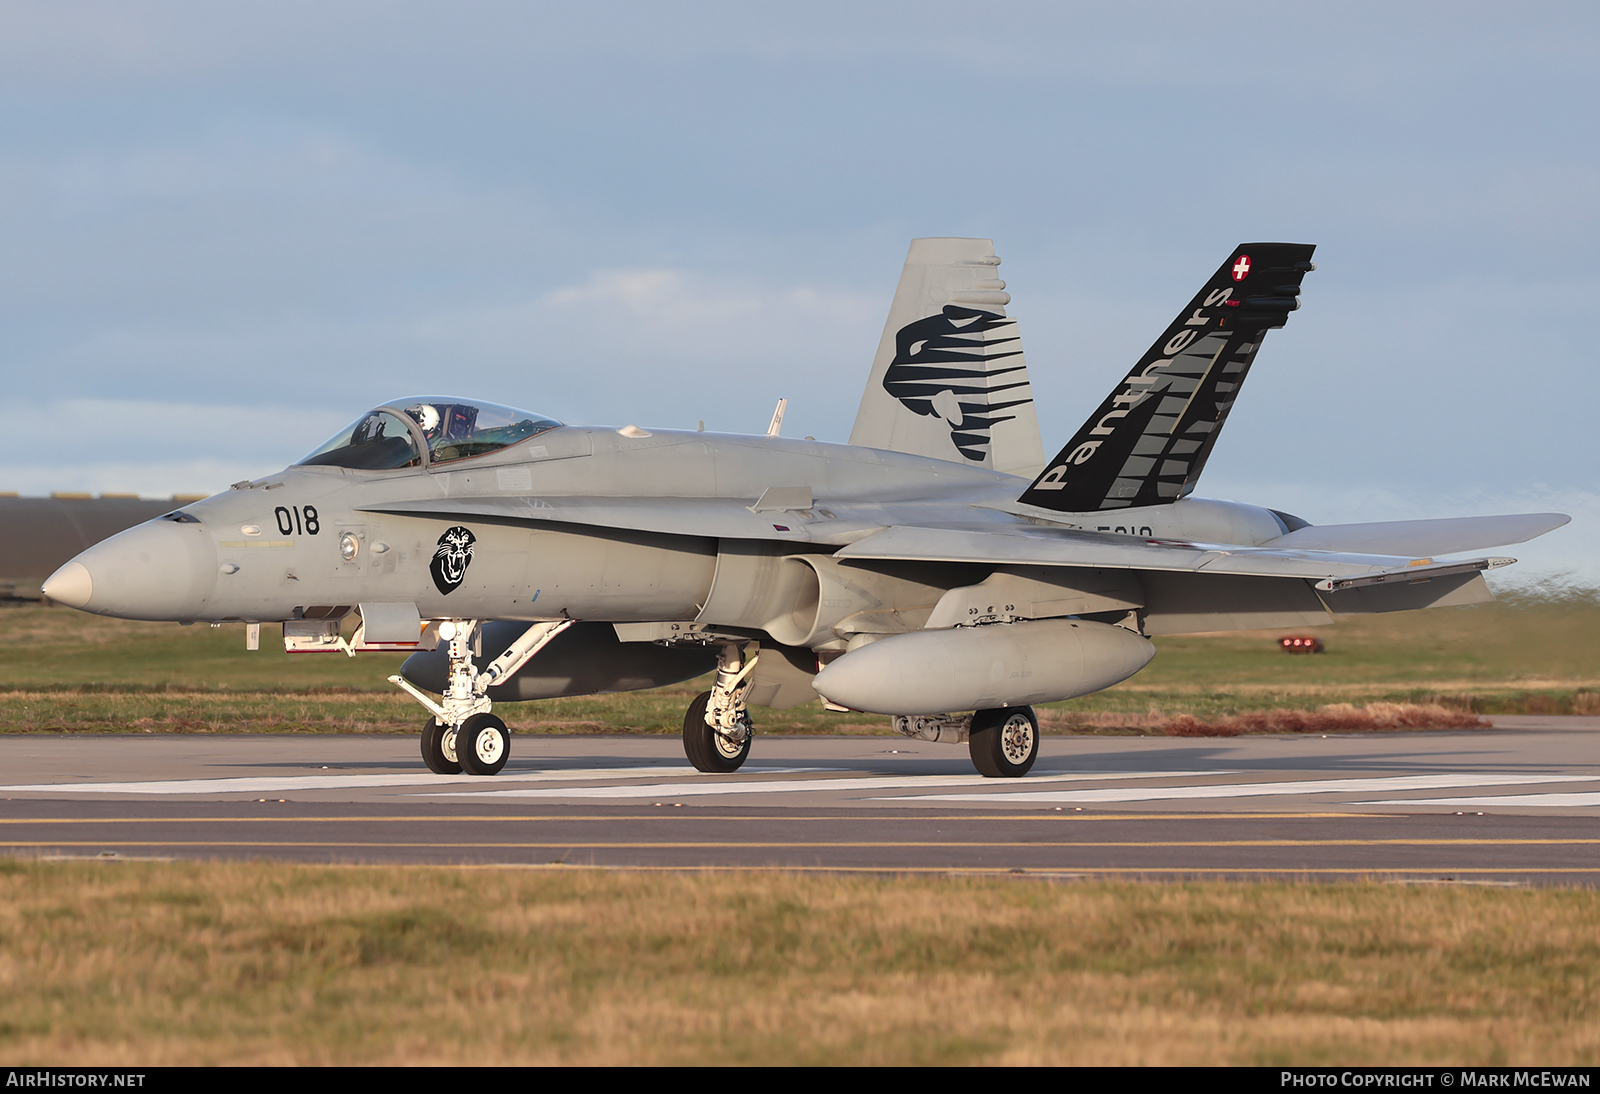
[{"left": 1278, "top": 635, "right": 1324, "bottom": 654}]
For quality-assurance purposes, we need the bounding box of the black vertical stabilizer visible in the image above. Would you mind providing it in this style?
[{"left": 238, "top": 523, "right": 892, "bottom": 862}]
[{"left": 1018, "top": 243, "right": 1316, "bottom": 512}]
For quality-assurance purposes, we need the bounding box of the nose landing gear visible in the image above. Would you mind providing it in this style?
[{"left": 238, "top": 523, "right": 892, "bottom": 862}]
[{"left": 389, "top": 618, "right": 573, "bottom": 776}]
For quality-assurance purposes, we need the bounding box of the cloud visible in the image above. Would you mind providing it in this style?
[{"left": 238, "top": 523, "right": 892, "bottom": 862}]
[
  {"left": 0, "top": 399, "right": 349, "bottom": 497},
  {"left": 406, "top": 268, "right": 883, "bottom": 435},
  {"left": 535, "top": 267, "right": 875, "bottom": 349},
  {"left": 0, "top": 266, "right": 884, "bottom": 497},
  {"left": 0, "top": 1, "right": 1594, "bottom": 585},
  {"left": 4, "top": 3, "right": 1596, "bottom": 91},
  {"left": 0, "top": 122, "right": 552, "bottom": 319}
]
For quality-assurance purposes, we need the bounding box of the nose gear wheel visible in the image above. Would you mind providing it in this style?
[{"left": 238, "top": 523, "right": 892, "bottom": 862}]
[
  {"left": 420, "top": 717, "right": 462, "bottom": 775},
  {"left": 458, "top": 712, "right": 510, "bottom": 776}
]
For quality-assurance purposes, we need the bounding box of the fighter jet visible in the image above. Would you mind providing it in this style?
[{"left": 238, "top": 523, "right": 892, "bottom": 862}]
[{"left": 41, "top": 239, "right": 1569, "bottom": 779}]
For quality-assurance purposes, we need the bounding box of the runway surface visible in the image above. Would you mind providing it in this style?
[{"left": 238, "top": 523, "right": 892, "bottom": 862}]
[{"left": 2, "top": 717, "right": 1598, "bottom": 882}]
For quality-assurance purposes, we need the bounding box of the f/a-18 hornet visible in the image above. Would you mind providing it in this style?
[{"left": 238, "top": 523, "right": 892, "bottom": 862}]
[{"left": 43, "top": 240, "right": 1568, "bottom": 778}]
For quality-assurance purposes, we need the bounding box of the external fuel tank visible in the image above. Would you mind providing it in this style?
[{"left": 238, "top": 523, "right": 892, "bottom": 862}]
[{"left": 812, "top": 618, "right": 1155, "bottom": 715}]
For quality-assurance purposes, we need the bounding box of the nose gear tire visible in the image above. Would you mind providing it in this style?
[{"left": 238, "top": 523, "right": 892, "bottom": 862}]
[
  {"left": 458, "top": 713, "right": 510, "bottom": 776},
  {"left": 421, "top": 717, "right": 463, "bottom": 775}
]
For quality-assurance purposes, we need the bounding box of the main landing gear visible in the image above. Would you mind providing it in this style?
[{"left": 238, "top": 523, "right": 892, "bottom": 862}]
[
  {"left": 968, "top": 706, "right": 1039, "bottom": 778},
  {"left": 389, "top": 618, "right": 572, "bottom": 776},
  {"left": 892, "top": 705, "right": 1041, "bottom": 777},
  {"left": 682, "top": 642, "right": 757, "bottom": 773}
]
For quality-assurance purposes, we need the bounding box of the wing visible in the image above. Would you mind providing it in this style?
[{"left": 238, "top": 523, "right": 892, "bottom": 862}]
[
  {"left": 359, "top": 498, "right": 1566, "bottom": 569},
  {"left": 359, "top": 495, "right": 1562, "bottom": 628},
  {"left": 835, "top": 522, "right": 1515, "bottom": 628},
  {"left": 835, "top": 522, "right": 1512, "bottom": 586}
]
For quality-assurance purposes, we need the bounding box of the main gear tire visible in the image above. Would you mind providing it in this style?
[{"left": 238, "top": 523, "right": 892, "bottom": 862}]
[
  {"left": 458, "top": 713, "right": 510, "bottom": 776},
  {"left": 969, "top": 706, "right": 1039, "bottom": 778},
  {"left": 681, "top": 690, "right": 752, "bottom": 773},
  {"left": 421, "top": 717, "right": 462, "bottom": 775}
]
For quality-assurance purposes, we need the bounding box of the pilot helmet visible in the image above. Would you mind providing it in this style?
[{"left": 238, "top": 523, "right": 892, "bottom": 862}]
[{"left": 404, "top": 402, "right": 441, "bottom": 434}]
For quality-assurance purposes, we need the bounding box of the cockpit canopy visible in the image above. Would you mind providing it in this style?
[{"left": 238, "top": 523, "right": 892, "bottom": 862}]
[
  {"left": 299, "top": 409, "right": 421, "bottom": 470},
  {"left": 298, "top": 397, "right": 562, "bottom": 470}
]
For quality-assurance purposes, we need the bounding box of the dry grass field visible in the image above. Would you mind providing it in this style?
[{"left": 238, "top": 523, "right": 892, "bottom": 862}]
[
  {"left": 2, "top": 584, "right": 1597, "bottom": 735},
  {"left": 2, "top": 860, "right": 1597, "bottom": 1066}
]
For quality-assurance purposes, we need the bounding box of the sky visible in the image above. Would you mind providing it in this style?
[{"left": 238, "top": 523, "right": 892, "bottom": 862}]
[{"left": 2, "top": 1, "right": 1596, "bottom": 584}]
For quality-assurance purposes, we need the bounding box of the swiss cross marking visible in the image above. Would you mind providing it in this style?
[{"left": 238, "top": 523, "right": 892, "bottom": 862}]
[{"left": 1231, "top": 255, "right": 1251, "bottom": 281}]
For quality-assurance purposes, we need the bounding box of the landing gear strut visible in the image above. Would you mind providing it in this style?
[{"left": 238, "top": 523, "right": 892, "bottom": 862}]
[
  {"left": 389, "top": 618, "right": 573, "bottom": 776},
  {"left": 682, "top": 642, "right": 757, "bottom": 773}
]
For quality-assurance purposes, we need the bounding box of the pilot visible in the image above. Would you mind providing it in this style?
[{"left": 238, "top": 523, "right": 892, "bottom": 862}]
[{"left": 404, "top": 402, "right": 442, "bottom": 441}]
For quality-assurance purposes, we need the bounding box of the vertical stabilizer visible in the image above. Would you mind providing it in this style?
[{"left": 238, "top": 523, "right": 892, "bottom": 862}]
[
  {"left": 849, "top": 238, "right": 1045, "bottom": 476},
  {"left": 1018, "top": 242, "right": 1316, "bottom": 512}
]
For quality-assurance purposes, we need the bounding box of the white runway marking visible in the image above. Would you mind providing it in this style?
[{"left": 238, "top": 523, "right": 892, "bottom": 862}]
[
  {"left": 1362, "top": 792, "right": 1600, "bottom": 808},
  {"left": 891, "top": 773, "right": 1600, "bottom": 804},
  {"left": 431, "top": 771, "right": 1236, "bottom": 800},
  {"left": 8, "top": 766, "right": 1596, "bottom": 808},
  {"left": 0, "top": 766, "right": 813, "bottom": 796}
]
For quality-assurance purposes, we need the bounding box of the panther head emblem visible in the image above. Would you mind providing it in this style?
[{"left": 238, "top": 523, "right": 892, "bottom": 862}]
[{"left": 430, "top": 526, "right": 476, "bottom": 595}]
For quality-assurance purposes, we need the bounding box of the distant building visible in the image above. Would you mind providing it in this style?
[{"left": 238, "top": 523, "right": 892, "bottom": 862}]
[{"left": 0, "top": 494, "right": 206, "bottom": 600}]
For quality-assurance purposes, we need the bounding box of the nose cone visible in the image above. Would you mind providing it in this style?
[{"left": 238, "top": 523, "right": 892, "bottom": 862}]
[
  {"left": 48, "top": 520, "right": 219, "bottom": 620},
  {"left": 41, "top": 561, "right": 94, "bottom": 608}
]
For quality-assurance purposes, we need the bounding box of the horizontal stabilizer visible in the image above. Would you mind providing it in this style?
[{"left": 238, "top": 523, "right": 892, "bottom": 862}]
[{"left": 1265, "top": 513, "right": 1570, "bottom": 557}]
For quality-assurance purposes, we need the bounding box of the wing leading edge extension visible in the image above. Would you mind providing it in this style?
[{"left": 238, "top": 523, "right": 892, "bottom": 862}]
[{"left": 1019, "top": 242, "right": 1316, "bottom": 512}]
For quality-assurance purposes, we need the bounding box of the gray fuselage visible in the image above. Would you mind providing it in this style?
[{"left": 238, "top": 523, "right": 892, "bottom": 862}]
[{"left": 49, "top": 424, "right": 1293, "bottom": 630}]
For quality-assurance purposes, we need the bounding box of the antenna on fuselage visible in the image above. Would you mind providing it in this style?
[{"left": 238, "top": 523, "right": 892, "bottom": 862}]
[{"left": 766, "top": 398, "right": 788, "bottom": 437}]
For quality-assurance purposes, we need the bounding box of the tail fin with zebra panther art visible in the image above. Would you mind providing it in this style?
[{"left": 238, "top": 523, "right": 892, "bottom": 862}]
[{"left": 849, "top": 238, "right": 1045, "bottom": 477}]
